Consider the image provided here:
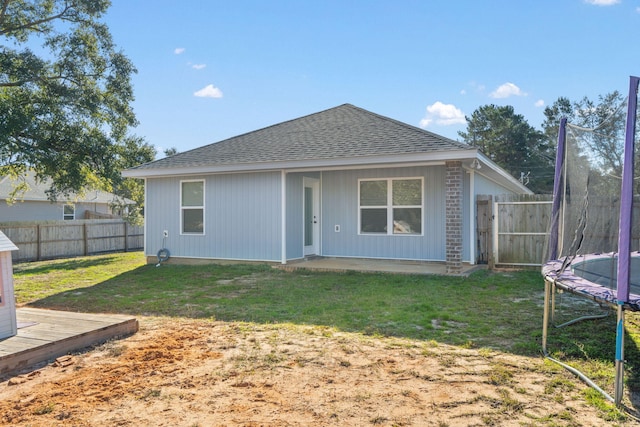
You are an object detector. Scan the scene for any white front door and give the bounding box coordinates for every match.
[303,177,320,256]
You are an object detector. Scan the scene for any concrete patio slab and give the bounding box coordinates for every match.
[276,257,483,276]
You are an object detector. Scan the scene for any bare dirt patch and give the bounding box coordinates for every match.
[0,318,613,426]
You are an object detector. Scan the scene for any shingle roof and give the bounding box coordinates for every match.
[0,171,135,204]
[128,104,472,172]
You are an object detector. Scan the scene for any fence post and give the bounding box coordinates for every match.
[83,223,88,256]
[124,222,128,252]
[36,224,41,261]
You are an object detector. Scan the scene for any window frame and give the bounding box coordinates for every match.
[358,177,424,236]
[63,204,75,220]
[180,179,205,235]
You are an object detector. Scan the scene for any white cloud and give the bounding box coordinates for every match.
[174,47,186,54]
[584,0,620,5]
[460,89,467,95]
[419,102,466,128]
[194,84,223,98]
[637,6,640,13]
[192,64,207,70]
[534,99,545,107]
[489,82,527,99]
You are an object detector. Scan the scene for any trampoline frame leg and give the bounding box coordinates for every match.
[614,304,625,407]
[542,279,552,353]
[542,277,616,405]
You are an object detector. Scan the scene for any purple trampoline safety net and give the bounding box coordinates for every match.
[542,252,640,311]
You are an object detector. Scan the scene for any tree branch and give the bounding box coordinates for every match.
[0,1,78,36]
[0,69,102,88]
[0,0,10,26]
[0,79,33,87]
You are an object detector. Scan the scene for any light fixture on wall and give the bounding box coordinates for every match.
[470,159,481,170]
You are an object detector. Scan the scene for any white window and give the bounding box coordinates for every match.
[359,178,423,235]
[63,204,75,220]
[181,180,204,235]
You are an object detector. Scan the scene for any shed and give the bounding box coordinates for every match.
[0,231,18,339]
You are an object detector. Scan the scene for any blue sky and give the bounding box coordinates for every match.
[105,0,639,154]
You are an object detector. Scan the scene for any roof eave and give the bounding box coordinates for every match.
[475,153,533,195]
[122,149,479,179]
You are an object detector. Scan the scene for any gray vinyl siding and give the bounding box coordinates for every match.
[321,166,446,261]
[144,166,494,263]
[0,200,61,221]
[0,200,112,221]
[474,173,516,196]
[145,172,282,261]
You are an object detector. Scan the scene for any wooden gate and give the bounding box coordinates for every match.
[475,195,492,266]
[492,195,553,266]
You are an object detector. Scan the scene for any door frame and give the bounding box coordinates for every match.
[303,177,320,256]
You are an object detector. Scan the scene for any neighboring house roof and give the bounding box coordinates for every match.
[0,172,135,205]
[0,231,18,252]
[123,103,531,194]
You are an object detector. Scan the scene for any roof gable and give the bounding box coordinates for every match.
[127,104,472,173]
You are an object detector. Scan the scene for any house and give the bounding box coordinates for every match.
[123,104,531,274]
[0,172,134,222]
[0,231,18,339]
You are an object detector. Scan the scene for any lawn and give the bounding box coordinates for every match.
[11,251,640,418]
[14,252,546,352]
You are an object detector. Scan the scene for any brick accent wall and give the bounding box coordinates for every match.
[445,161,463,274]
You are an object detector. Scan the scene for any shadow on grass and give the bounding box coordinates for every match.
[25,263,576,353]
[13,255,120,276]
[25,262,640,410]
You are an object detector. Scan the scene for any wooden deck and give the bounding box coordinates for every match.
[0,308,138,376]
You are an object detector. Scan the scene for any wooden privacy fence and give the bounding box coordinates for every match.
[0,220,143,263]
[477,194,553,267]
[478,194,640,267]
[493,195,553,267]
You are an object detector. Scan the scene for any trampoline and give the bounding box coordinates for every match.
[542,252,640,311]
[542,75,639,407]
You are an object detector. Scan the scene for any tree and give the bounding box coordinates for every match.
[0,0,144,200]
[575,91,626,177]
[458,104,554,193]
[109,136,156,224]
[543,92,628,175]
[541,97,574,145]
[164,147,178,157]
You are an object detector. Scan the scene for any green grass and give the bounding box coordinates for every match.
[14,254,548,350]
[13,252,145,303]
[12,252,640,412]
